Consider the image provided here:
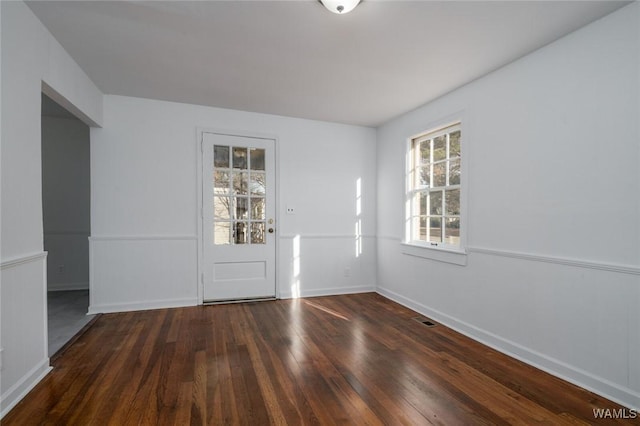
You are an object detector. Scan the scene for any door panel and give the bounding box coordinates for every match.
[202,133,276,302]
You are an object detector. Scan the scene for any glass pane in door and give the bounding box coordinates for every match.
[233,172,248,195]
[214,222,231,245]
[234,222,248,244]
[250,148,265,171]
[235,197,249,220]
[251,222,266,244]
[214,196,232,220]
[250,173,266,195]
[251,198,265,220]
[214,145,230,168]
[214,171,230,194]
[233,147,248,169]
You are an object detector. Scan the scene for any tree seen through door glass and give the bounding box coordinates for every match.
[250,173,266,195]
[212,144,268,245]
[251,222,266,244]
[233,172,248,195]
[251,197,265,220]
[214,196,232,220]
[214,171,230,194]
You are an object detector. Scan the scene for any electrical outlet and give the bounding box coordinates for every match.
[344,267,351,277]
[0,347,4,371]
[286,205,296,215]
[58,265,65,274]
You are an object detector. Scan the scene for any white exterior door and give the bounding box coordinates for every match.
[202,133,276,302]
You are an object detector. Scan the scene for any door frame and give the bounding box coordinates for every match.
[196,128,280,304]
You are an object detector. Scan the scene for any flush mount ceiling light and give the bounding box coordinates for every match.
[319,0,361,14]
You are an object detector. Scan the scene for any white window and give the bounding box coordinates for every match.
[406,122,462,252]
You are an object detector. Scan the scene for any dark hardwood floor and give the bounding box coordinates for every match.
[4,293,636,425]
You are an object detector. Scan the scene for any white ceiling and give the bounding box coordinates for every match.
[27,1,628,127]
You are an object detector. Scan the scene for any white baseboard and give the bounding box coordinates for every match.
[0,358,52,419]
[279,285,375,299]
[48,281,89,291]
[88,297,198,314]
[377,286,640,411]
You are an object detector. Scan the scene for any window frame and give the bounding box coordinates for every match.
[403,120,467,265]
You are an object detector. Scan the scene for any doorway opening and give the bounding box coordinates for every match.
[41,93,94,356]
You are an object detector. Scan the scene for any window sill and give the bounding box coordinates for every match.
[401,242,467,266]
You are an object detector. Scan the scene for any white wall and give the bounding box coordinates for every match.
[42,115,90,291]
[89,95,377,313]
[0,1,102,417]
[376,2,639,409]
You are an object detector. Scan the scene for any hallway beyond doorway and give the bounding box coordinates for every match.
[47,290,94,356]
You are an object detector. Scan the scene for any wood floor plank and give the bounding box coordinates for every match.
[3,293,637,425]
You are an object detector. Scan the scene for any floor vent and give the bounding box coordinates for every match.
[413,317,437,328]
